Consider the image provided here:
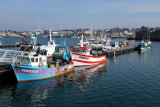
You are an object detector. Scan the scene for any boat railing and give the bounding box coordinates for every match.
[0,49,30,63]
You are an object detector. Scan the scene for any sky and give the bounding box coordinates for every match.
[0,0,160,31]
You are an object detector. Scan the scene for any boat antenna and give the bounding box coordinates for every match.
[50,22,55,41]
[38,17,40,29]
[33,30,40,52]
[46,20,48,30]
[149,28,150,41]
[65,34,66,45]
[64,27,66,45]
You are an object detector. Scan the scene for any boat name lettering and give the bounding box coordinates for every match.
[79,55,89,60]
[21,69,39,73]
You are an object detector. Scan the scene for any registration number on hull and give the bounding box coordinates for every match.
[21,69,39,73]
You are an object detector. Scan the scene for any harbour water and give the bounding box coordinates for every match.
[0,37,160,106]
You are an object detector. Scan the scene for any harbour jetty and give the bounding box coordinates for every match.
[0,44,20,48]
[106,46,138,57]
[0,43,41,49]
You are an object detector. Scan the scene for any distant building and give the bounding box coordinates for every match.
[44,30,49,35]
[52,31,59,37]
[58,30,73,37]
[135,26,160,41]
[0,31,6,36]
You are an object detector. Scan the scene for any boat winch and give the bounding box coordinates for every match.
[91,46,103,51]
[52,52,70,61]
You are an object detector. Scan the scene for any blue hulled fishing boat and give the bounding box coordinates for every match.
[11,30,74,82]
[139,40,151,50]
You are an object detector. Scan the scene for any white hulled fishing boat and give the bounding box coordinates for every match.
[70,33,107,67]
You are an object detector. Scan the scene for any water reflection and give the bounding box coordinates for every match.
[13,74,70,104]
[138,49,151,54]
[13,62,106,104]
[0,62,106,106]
[69,62,107,90]
[138,50,151,63]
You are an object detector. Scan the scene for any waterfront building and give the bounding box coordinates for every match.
[135,26,160,41]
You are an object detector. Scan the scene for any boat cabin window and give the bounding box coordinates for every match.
[39,57,42,62]
[84,44,87,47]
[40,49,46,55]
[31,58,34,62]
[36,58,38,62]
[19,57,30,63]
[31,57,39,62]
[82,49,86,52]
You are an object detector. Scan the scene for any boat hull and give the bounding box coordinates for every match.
[140,45,150,50]
[47,55,52,60]
[11,63,74,82]
[71,52,106,67]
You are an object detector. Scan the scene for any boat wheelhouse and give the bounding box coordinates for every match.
[21,29,57,60]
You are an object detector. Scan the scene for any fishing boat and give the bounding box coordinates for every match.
[70,32,107,67]
[139,38,151,50]
[139,29,152,50]
[103,36,112,50]
[139,40,151,50]
[11,30,74,82]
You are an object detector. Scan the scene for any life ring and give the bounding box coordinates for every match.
[39,62,43,68]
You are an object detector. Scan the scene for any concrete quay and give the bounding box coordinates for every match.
[106,46,138,57]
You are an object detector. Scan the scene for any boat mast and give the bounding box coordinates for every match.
[90,29,93,39]
[147,28,149,41]
[80,32,84,47]
[149,28,150,41]
[48,29,53,46]
[33,30,40,52]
